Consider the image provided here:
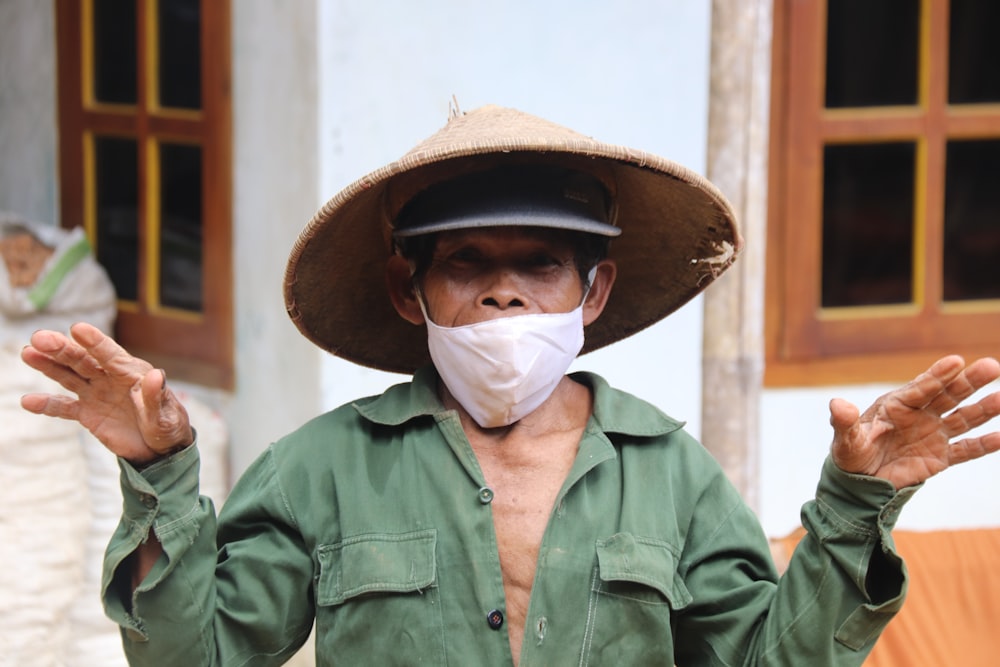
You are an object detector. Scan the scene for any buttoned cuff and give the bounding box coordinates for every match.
[102,441,207,638]
[804,456,921,650]
[812,456,921,537]
[118,442,202,544]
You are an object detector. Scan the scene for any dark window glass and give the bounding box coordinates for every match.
[92,0,137,104]
[159,143,202,311]
[826,0,919,108]
[95,136,139,301]
[158,0,201,109]
[949,0,1000,104]
[943,140,1000,301]
[822,143,916,307]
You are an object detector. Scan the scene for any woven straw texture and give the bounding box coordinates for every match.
[284,105,742,374]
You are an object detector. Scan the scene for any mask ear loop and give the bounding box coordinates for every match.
[415,289,435,325]
[580,265,598,306]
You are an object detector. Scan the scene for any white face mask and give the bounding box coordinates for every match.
[420,301,586,429]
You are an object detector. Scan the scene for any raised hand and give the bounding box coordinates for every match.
[829,355,1000,490]
[20,322,194,466]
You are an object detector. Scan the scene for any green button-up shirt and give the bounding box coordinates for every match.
[103,368,915,666]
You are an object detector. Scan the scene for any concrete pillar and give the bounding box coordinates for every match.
[701,0,773,511]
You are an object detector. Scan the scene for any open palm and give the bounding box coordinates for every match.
[830,356,1000,489]
[20,322,193,465]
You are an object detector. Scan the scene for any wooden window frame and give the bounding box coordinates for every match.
[766,0,1000,387]
[55,0,233,388]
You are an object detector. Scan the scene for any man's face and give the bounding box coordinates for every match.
[417,227,586,327]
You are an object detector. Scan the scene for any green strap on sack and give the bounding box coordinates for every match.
[27,235,93,309]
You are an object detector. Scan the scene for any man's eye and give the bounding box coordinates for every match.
[523,253,562,269]
[446,248,482,264]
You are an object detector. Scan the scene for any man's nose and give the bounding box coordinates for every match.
[479,270,526,310]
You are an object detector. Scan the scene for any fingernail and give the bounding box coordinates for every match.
[159,369,167,391]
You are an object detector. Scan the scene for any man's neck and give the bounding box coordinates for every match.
[440,375,593,448]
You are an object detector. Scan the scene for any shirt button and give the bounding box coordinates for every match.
[487,609,504,630]
[477,486,494,504]
[139,494,157,509]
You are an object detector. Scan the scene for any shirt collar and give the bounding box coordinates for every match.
[355,366,685,438]
[569,371,685,437]
[352,365,446,426]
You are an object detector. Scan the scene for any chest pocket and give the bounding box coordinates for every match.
[316,528,437,604]
[579,533,692,666]
[315,529,444,663]
[595,532,692,607]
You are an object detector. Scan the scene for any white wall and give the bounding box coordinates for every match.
[316,0,714,438]
[0,1,59,225]
[760,379,1000,537]
[225,1,327,476]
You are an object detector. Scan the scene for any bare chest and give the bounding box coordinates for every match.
[470,434,580,663]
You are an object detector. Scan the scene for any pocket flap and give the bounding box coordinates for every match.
[596,532,692,608]
[317,529,437,606]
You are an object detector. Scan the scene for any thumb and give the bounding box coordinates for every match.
[829,397,860,435]
[139,367,168,412]
[139,368,194,452]
[829,397,871,473]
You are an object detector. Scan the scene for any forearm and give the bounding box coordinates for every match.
[129,535,164,593]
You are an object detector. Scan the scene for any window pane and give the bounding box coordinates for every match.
[158,0,201,109]
[92,0,137,104]
[825,0,919,108]
[944,140,1000,301]
[949,0,1000,104]
[94,136,139,301]
[822,143,915,307]
[159,143,203,311]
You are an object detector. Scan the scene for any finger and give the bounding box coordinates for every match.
[962,357,1000,390]
[942,390,1000,438]
[28,328,108,381]
[20,392,82,422]
[927,357,1000,415]
[20,345,93,395]
[893,355,966,412]
[70,322,151,378]
[947,432,1000,467]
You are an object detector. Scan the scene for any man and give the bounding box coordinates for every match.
[20,105,1000,666]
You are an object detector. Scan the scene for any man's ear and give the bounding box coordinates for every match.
[582,259,616,326]
[385,254,425,325]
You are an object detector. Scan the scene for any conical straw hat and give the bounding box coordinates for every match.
[284,105,742,374]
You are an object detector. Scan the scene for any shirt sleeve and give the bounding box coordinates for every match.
[101,444,315,666]
[673,455,919,666]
